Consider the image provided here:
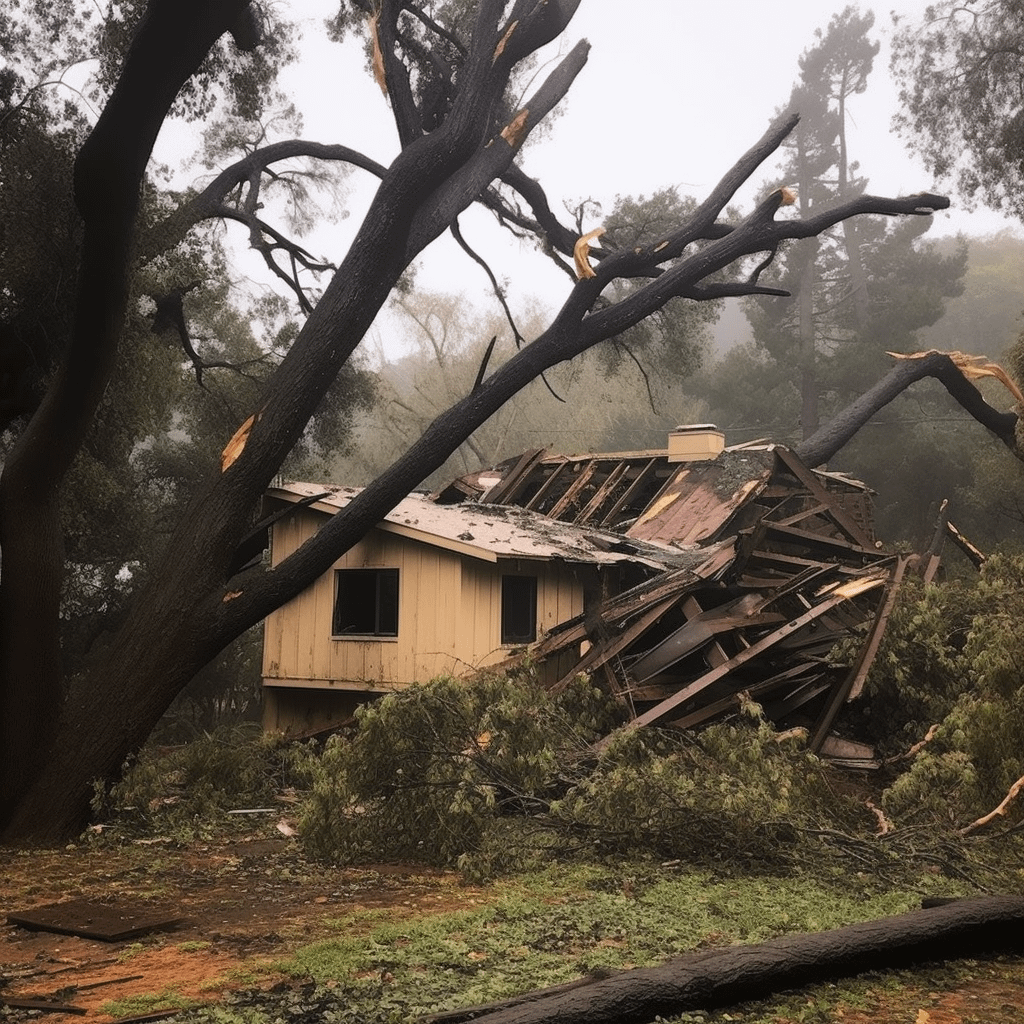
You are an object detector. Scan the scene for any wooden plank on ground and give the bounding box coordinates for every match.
[7,900,183,942]
[0,997,87,1015]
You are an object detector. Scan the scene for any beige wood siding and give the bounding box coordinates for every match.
[263,508,592,691]
[263,508,465,689]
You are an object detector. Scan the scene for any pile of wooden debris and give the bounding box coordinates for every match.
[445,440,967,763]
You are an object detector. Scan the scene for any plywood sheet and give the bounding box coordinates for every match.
[7,900,183,942]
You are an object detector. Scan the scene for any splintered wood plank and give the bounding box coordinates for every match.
[479,448,546,504]
[599,457,660,528]
[809,556,910,751]
[604,580,885,737]
[664,662,823,730]
[549,595,680,693]
[546,460,599,520]
[573,461,629,526]
[7,900,183,942]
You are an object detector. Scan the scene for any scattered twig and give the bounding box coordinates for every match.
[865,799,894,835]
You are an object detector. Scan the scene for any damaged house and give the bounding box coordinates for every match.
[261,426,929,759]
[260,482,692,735]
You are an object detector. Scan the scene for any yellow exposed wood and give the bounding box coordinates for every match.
[573,227,605,279]
[369,10,387,97]
[500,107,530,148]
[779,186,797,205]
[222,590,243,602]
[961,772,1024,834]
[889,349,1024,406]
[221,409,260,471]
[493,19,518,62]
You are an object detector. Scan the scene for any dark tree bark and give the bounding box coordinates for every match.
[0,0,953,844]
[446,897,1024,1024]
[795,350,1022,468]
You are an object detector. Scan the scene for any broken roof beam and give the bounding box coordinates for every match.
[663,661,824,730]
[808,555,910,751]
[546,459,599,520]
[764,500,831,527]
[598,572,888,742]
[762,522,883,561]
[773,447,876,550]
[506,567,701,671]
[573,461,631,525]
[549,593,683,693]
[479,448,547,505]
[740,549,874,577]
[598,457,661,528]
[627,593,788,684]
[524,458,572,512]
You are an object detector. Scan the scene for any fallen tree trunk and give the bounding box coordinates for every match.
[451,896,1024,1024]
[794,350,1022,469]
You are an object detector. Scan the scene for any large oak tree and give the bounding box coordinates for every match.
[0,0,959,844]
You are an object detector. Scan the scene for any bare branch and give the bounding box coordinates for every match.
[449,217,525,347]
[143,141,387,260]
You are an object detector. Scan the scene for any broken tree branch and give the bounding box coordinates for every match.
[961,774,1024,835]
[884,724,940,766]
[795,350,1021,469]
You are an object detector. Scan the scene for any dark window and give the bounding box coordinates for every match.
[333,568,399,637]
[501,574,537,644]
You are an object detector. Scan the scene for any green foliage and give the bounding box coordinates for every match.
[548,701,858,869]
[596,188,716,383]
[892,0,1024,219]
[843,574,983,754]
[299,677,862,877]
[843,554,1024,825]
[299,671,623,873]
[92,725,313,839]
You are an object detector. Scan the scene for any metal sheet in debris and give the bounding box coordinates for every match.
[7,900,183,941]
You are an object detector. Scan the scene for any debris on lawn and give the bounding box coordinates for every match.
[6,899,182,942]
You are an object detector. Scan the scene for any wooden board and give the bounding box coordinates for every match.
[7,900,183,942]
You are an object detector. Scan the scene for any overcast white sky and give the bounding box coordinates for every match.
[159,1,1021,340]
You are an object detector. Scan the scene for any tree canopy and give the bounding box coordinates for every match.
[892,0,1024,219]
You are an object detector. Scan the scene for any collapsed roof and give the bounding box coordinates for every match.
[439,440,913,763]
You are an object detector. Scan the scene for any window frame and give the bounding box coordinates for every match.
[332,567,400,639]
[500,573,538,645]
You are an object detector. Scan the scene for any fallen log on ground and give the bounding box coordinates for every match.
[443,896,1024,1024]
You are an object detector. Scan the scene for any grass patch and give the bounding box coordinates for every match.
[116,942,145,963]
[238,861,967,1024]
[100,989,199,1018]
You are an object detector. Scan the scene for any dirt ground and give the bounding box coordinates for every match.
[0,831,480,1023]
[3,831,1024,1024]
